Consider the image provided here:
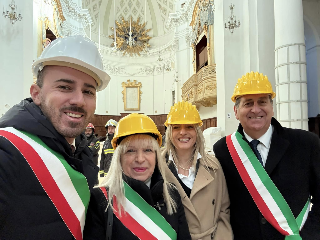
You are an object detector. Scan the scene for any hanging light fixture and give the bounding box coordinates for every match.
[3,0,22,25]
[225,3,240,33]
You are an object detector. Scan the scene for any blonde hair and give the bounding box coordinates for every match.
[100,134,177,215]
[161,124,215,169]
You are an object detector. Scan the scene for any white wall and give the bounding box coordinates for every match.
[214,0,276,136]
[0,0,34,116]
[96,69,175,116]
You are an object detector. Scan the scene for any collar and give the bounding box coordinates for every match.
[243,124,273,149]
[168,151,202,174]
[168,151,202,162]
[71,139,76,150]
[144,178,151,188]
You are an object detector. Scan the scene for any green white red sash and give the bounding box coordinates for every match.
[0,127,90,240]
[226,131,310,240]
[100,181,177,240]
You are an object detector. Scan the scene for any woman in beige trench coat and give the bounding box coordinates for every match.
[162,101,233,240]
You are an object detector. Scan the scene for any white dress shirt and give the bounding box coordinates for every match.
[243,124,273,166]
[168,152,202,189]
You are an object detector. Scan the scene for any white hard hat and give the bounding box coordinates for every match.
[32,35,110,91]
[105,119,118,127]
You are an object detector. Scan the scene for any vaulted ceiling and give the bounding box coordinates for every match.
[82,0,176,39]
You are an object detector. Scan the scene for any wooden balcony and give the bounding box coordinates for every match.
[181,65,217,107]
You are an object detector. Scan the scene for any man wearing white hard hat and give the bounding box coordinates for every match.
[0,35,110,239]
[214,72,320,240]
[99,119,118,176]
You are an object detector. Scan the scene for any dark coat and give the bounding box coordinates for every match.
[0,99,99,240]
[213,117,320,240]
[86,133,100,165]
[83,167,191,240]
[100,134,114,173]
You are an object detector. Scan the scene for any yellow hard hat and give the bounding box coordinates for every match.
[165,101,203,127]
[231,71,276,102]
[111,113,162,149]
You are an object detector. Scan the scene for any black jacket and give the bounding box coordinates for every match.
[0,99,99,240]
[100,134,113,173]
[84,167,191,240]
[86,134,100,165]
[213,117,320,240]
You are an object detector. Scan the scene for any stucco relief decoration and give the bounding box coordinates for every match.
[122,80,142,111]
[166,0,196,30]
[190,0,214,45]
[181,65,217,107]
[109,17,152,56]
[60,0,92,27]
[37,0,62,57]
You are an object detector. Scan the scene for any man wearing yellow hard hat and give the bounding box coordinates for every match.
[213,71,320,240]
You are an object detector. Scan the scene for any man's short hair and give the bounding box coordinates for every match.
[234,95,273,108]
[36,67,47,88]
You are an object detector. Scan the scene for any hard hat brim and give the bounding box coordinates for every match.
[32,56,110,92]
[231,92,276,102]
[111,131,162,150]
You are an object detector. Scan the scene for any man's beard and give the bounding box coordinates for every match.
[86,133,93,138]
[39,97,92,139]
[108,133,114,139]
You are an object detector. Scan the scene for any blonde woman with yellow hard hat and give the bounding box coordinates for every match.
[161,101,233,240]
[84,113,191,240]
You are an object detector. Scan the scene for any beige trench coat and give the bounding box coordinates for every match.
[165,154,233,240]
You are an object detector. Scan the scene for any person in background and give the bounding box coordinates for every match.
[84,113,191,240]
[100,119,118,176]
[0,35,110,239]
[213,71,320,240]
[85,123,100,165]
[162,101,233,240]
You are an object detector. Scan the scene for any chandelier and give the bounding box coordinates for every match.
[225,3,240,33]
[3,0,22,25]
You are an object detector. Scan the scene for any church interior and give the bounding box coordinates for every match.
[1,0,320,152]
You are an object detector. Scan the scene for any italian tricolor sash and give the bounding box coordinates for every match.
[100,181,177,240]
[226,132,310,240]
[0,127,90,240]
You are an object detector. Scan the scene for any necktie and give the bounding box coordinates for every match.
[70,144,75,154]
[250,140,263,166]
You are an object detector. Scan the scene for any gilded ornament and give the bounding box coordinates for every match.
[109,17,152,56]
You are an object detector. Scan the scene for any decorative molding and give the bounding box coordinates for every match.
[103,58,174,77]
[43,16,60,37]
[99,36,176,58]
[60,0,92,27]
[165,0,197,30]
[122,80,142,111]
[52,0,66,22]
[60,21,84,36]
[105,65,128,75]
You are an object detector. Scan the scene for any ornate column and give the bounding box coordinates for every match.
[274,0,308,130]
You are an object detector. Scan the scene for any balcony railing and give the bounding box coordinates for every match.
[181,65,217,107]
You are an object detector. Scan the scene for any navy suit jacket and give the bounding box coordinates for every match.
[213,118,320,240]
